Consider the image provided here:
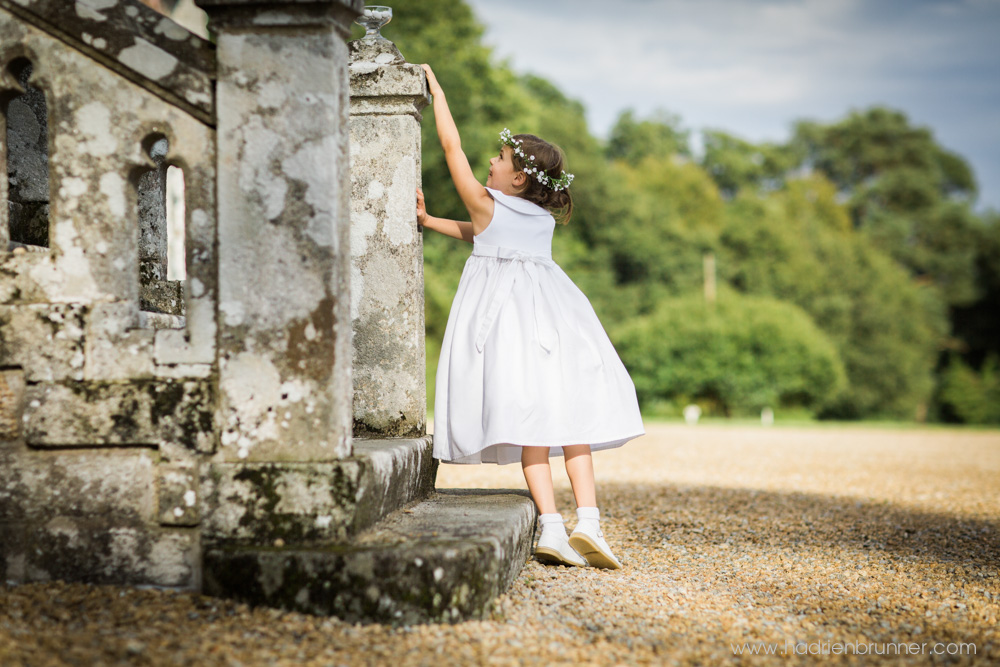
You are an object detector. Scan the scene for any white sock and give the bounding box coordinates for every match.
[575,506,601,534]
[539,513,568,538]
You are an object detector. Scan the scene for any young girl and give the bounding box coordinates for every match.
[417,64,645,570]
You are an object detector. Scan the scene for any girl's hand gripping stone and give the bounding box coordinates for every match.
[416,188,427,228]
[421,64,443,98]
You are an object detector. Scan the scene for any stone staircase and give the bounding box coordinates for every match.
[202,437,538,625]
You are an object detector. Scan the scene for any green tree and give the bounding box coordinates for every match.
[951,214,1000,368]
[614,291,846,417]
[717,176,945,418]
[606,109,690,164]
[792,108,975,199]
[938,354,1000,424]
[600,156,722,307]
[942,214,1000,421]
[701,130,796,199]
[791,107,1000,421]
[791,107,981,308]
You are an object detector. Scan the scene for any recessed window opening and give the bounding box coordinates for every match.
[137,134,184,327]
[5,57,49,249]
[138,135,169,285]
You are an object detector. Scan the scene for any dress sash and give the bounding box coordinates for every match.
[471,243,558,354]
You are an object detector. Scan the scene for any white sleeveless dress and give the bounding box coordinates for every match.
[433,188,645,465]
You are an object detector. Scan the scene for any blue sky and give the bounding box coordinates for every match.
[465,0,1000,212]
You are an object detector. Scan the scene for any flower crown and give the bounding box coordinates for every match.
[499,128,574,192]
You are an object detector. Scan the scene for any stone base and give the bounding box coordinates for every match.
[202,489,537,625]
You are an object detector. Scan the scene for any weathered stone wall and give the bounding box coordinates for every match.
[349,39,429,438]
[0,1,217,588]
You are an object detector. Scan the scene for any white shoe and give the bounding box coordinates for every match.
[569,524,623,570]
[535,530,587,567]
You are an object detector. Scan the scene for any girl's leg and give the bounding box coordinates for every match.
[521,446,558,514]
[563,444,596,508]
[563,444,622,569]
[523,446,586,566]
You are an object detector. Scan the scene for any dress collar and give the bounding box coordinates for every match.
[486,187,551,216]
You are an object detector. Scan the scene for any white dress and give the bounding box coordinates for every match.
[433,188,645,465]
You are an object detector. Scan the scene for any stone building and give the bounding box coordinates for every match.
[0,0,535,624]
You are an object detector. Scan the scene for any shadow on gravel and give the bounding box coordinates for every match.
[580,483,1000,571]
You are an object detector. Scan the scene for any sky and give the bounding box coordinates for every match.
[464,0,1000,212]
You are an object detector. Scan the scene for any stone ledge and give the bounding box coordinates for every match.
[202,436,437,545]
[351,436,437,532]
[202,489,537,625]
[140,279,185,317]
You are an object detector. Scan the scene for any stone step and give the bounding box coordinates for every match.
[202,489,538,625]
[203,436,437,546]
[351,436,438,532]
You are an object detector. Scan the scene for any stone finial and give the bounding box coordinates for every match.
[354,5,392,41]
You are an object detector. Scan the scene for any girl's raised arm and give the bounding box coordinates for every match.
[422,64,493,233]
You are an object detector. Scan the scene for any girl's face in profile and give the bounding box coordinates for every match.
[487,145,521,193]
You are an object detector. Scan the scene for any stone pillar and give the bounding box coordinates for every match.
[349,37,430,437]
[196,0,362,462]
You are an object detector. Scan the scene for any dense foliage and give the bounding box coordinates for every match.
[370,0,999,422]
[614,292,846,417]
[939,354,1000,424]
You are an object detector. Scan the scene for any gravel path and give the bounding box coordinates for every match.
[2,422,998,665]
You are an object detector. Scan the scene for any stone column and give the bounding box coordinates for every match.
[349,37,430,437]
[196,0,362,462]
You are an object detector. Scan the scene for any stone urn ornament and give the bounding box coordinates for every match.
[356,5,393,41]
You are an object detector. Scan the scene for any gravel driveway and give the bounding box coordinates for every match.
[2,422,998,665]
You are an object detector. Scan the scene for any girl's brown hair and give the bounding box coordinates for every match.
[510,134,573,225]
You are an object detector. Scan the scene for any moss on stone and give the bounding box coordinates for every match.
[230,466,314,543]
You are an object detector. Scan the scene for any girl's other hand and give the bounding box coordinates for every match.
[416,188,427,227]
[421,64,443,97]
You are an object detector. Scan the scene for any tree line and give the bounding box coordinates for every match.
[370,0,1000,423]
